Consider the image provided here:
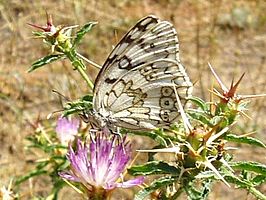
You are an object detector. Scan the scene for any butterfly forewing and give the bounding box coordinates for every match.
[93,15,193,130]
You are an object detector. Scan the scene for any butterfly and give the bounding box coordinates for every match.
[89,15,193,131]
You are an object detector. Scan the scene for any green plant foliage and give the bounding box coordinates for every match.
[28,54,64,72]
[73,22,98,47]
[225,134,266,148]
[19,14,266,200]
[129,161,181,176]
[134,177,177,200]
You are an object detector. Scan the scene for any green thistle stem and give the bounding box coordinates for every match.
[65,49,94,90]
[248,187,266,200]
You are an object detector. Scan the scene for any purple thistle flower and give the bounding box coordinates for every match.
[56,117,79,144]
[59,132,144,195]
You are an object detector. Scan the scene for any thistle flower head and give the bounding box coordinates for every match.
[56,117,79,144]
[28,13,73,53]
[28,12,57,34]
[59,131,144,196]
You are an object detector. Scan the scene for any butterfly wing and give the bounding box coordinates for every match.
[93,15,192,130]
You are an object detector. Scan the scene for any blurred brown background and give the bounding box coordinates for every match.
[0,0,265,199]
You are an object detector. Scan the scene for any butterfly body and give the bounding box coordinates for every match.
[91,15,193,131]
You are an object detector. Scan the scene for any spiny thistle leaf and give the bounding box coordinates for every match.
[128,161,180,176]
[185,179,213,200]
[251,175,266,186]
[128,130,168,147]
[224,173,249,187]
[225,174,266,200]
[63,95,93,116]
[36,160,49,170]
[44,144,68,152]
[32,30,45,37]
[195,171,218,179]
[230,161,266,176]
[28,54,64,72]
[15,169,48,185]
[73,22,97,47]
[81,94,93,102]
[189,96,209,111]
[209,115,229,127]
[187,110,212,126]
[225,134,266,148]
[134,177,176,200]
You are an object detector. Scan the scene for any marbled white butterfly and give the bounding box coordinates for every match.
[89,15,193,131]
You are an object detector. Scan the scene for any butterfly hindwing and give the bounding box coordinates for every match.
[93,15,192,130]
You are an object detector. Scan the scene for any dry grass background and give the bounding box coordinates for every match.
[0,0,266,199]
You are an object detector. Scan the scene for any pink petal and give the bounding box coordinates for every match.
[115,176,145,188]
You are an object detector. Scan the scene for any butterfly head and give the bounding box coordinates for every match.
[80,109,117,131]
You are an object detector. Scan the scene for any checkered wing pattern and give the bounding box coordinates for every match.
[93,15,193,130]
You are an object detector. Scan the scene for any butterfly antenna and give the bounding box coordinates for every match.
[47,109,64,119]
[52,89,71,101]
